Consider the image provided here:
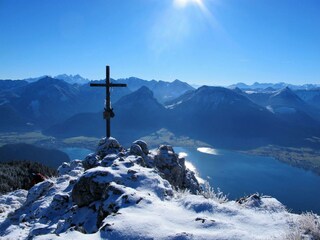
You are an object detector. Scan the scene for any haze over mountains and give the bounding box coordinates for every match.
[1,75,320,149]
[230,82,320,91]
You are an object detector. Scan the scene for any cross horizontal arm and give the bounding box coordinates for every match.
[90,83,106,87]
[90,83,127,87]
[109,83,127,87]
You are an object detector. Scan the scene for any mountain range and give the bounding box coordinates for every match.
[0,76,193,130]
[230,82,320,90]
[1,76,320,149]
[46,85,320,149]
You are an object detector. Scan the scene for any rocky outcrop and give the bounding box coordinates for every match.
[96,137,123,158]
[72,168,111,207]
[132,140,149,155]
[152,145,200,193]
[1,137,308,240]
[81,138,200,195]
[0,138,200,236]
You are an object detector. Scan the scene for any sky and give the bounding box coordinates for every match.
[0,0,320,86]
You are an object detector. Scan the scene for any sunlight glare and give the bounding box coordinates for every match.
[174,0,203,8]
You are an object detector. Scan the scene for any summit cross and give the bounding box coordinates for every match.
[90,65,127,138]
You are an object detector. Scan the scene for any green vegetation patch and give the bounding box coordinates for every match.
[62,136,100,150]
[246,145,320,175]
[0,131,54,147]
[141,128,211,148]
[0,160,57,194]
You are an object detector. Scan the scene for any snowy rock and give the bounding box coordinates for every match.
[58,159,84,176]
[25,180,54,205]
[101,154,118,167]
[50,193,70,211]
[82,153,100,170]
[129,143,144,157]
[132,140,149,155]
[153,144,200,193]
[96,137,122,158]
[0,189,27,221]
[72,168,111,207]
[237,193,286,212]
[184,169,200,193]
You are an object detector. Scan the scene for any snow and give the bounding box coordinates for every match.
[197,147,219,155]
[0,138,319,239]
[0,190,27,222]
[266,105,274,113]
[266,105,297,114]
[244,90,257,94]
[165,100,183,109]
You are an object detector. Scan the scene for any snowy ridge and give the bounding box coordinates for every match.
[0,138,319,239]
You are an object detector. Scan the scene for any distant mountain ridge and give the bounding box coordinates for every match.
[0,76,193,131]
[166,86,296,148]
[45,86,168,143]
[54,74,90,85]
[241,87,320,122]
[230,82,320,90]
[47,85,320,149]
[114,77,194,103]
[2,76,320,149]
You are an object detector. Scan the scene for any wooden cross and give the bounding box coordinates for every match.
[90,65,127,138]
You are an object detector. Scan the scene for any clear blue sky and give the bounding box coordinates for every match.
[0,0,319,86]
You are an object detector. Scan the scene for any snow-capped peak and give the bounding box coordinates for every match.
[54,74,89,85]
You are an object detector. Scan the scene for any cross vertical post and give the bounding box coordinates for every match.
[106,65,111,138]
[90,65,127,138]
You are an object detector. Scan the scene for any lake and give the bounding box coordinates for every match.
[61,146,320,214]
[60,147,92,161]
[175,147,320,214]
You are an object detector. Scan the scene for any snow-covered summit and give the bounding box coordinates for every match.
[54,74,89,85]
[0,138,319,239]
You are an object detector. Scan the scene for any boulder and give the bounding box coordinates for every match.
[82,153,100,170]
[129,144,144,157]
[153,145,200,193]
[101,154,118,167]
[96,137,122,158]
[72,168,111,207]
[237,194,261,207]
[25,180,54,205]
[132,140,149,155]
[154,145,186,189]
[58,160,83,177]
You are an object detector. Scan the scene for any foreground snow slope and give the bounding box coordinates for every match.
[0,138,319,240]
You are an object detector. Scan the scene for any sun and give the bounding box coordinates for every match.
[174,0,204,8]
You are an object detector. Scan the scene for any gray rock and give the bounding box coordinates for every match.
[82,153,101,170]
[26,180,54,205]
[58,160,84,177]
[132,140,149,155]
[184,170,200,193]
[130,144,144,157]
[101,154,118,167]
[132,156,146,167]
[72,169,111,207]
[96,137,121,158]
[237,193,262,207]
[50,193,70,211]
[153,145,200,194]
[154,145,185,189]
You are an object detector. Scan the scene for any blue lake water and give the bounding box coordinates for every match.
[175,147,320,214]
[61,147,92,161]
